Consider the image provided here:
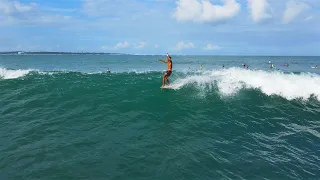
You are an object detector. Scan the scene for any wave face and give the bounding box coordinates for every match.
[1,55,320,180]
[1,67,320,101]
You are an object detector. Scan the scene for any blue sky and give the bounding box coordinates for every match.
[0,0,319,55]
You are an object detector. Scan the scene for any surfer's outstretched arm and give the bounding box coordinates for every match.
[158,59,167,63]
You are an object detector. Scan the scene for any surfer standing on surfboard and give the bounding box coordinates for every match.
[158,53,172,88]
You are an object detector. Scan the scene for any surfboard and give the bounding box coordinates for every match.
[161,84,179,89]
[160,86,172,89]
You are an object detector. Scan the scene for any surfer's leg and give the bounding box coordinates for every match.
[165,77,170,85]
[164,71,171,86]
[161,74,166,87]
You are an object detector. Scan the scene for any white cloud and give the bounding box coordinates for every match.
[154,44,159,48]
[204,43,221,50]
[134,42,147,48]
[102,41,148,50]
[173,0,241,23]
[247,0,272,23]
[114,41,130,49]
[283,0,309,24]
[174,41,195,50]
[0,0,34,14]
[0,0,72,26]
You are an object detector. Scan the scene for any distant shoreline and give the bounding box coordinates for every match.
[0,51,319,57]
[0,51,128,55]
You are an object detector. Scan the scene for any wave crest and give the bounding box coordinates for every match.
[170,68,320,101]
[0,67,33,79]
[1,67,320,101]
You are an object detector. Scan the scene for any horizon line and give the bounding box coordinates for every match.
[0,51,319,57]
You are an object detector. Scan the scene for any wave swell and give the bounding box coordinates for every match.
[1,67,320,101]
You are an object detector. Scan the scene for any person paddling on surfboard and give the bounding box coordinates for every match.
[158,53,172,88]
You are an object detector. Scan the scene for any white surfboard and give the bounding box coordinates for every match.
[160,86,172,89]
[161,84,179,89]
[161,84,181,89]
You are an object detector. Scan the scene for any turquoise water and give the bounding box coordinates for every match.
[1,55,320,179]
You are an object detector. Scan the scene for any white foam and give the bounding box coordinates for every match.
[0,67,33,79]
[170,67,320,101]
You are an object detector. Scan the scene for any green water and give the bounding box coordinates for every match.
[1,55,320,179]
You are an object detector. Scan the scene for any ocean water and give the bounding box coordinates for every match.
[0,55,320,180]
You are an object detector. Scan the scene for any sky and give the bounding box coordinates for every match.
[0,0,319,55]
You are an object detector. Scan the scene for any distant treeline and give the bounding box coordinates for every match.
[0,51,126,55]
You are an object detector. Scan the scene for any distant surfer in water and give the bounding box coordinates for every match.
[106,68,110,73]
[270,64,275,69]
[200,65,203,70]
[158,53,172,88]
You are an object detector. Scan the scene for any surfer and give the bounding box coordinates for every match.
[158,53,172,88]
[242,62,246,67]
[106,68,110,73]
[200,65,203,70]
